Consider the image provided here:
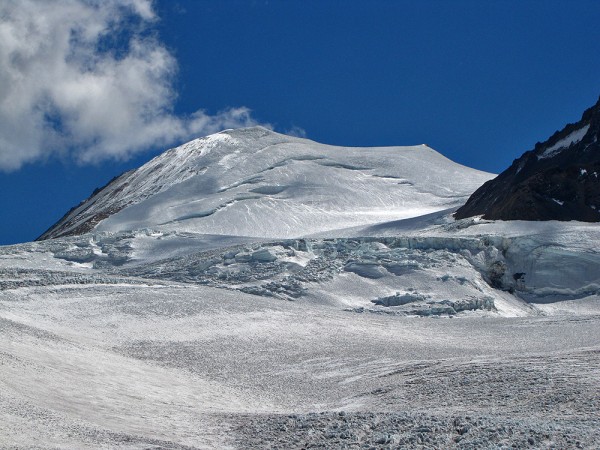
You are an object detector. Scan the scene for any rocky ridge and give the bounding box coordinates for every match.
[455,96,600,221]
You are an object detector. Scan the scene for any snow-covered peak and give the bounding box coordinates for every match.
[39,129,494,240]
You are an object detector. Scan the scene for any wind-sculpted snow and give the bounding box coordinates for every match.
[39,126,494,240]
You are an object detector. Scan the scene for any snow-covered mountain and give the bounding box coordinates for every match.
[3,125,600,448]
[29,125,600,314]
[39,126,493,240]
[456,96,600,221]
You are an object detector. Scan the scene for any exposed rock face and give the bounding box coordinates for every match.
[455,97,600,221]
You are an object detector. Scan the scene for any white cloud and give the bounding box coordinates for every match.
[285,125,308,138]
[0,0,264,171]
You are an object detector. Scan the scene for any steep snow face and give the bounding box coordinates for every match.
[40,127,494,239]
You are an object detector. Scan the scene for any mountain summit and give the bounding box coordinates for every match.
[38,126,492,240]
[455,97,600,221]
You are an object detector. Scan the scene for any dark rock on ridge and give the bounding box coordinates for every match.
[455,96,600,221]
[36,170,132,241]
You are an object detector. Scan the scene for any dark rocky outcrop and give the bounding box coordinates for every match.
[455,97,600,221]
[36,171,132,241]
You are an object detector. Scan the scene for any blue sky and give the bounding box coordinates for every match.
[1,0,600,244]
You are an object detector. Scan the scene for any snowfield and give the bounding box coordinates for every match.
[1,276,599,448]
[2,128,600,448]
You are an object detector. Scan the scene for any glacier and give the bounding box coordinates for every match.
[2,127,600,448]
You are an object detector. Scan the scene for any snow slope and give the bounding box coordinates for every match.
[1,275,599,448]
[39,127,494,239]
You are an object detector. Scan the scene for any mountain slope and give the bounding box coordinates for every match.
[455,97,600,221]
[39,127,493,240]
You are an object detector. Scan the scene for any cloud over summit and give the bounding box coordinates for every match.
[0,0,261,171]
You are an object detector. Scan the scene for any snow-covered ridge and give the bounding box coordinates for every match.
[39,126,494,240]
[539,124,590,159]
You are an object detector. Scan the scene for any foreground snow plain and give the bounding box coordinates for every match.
[2,128,600,448]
